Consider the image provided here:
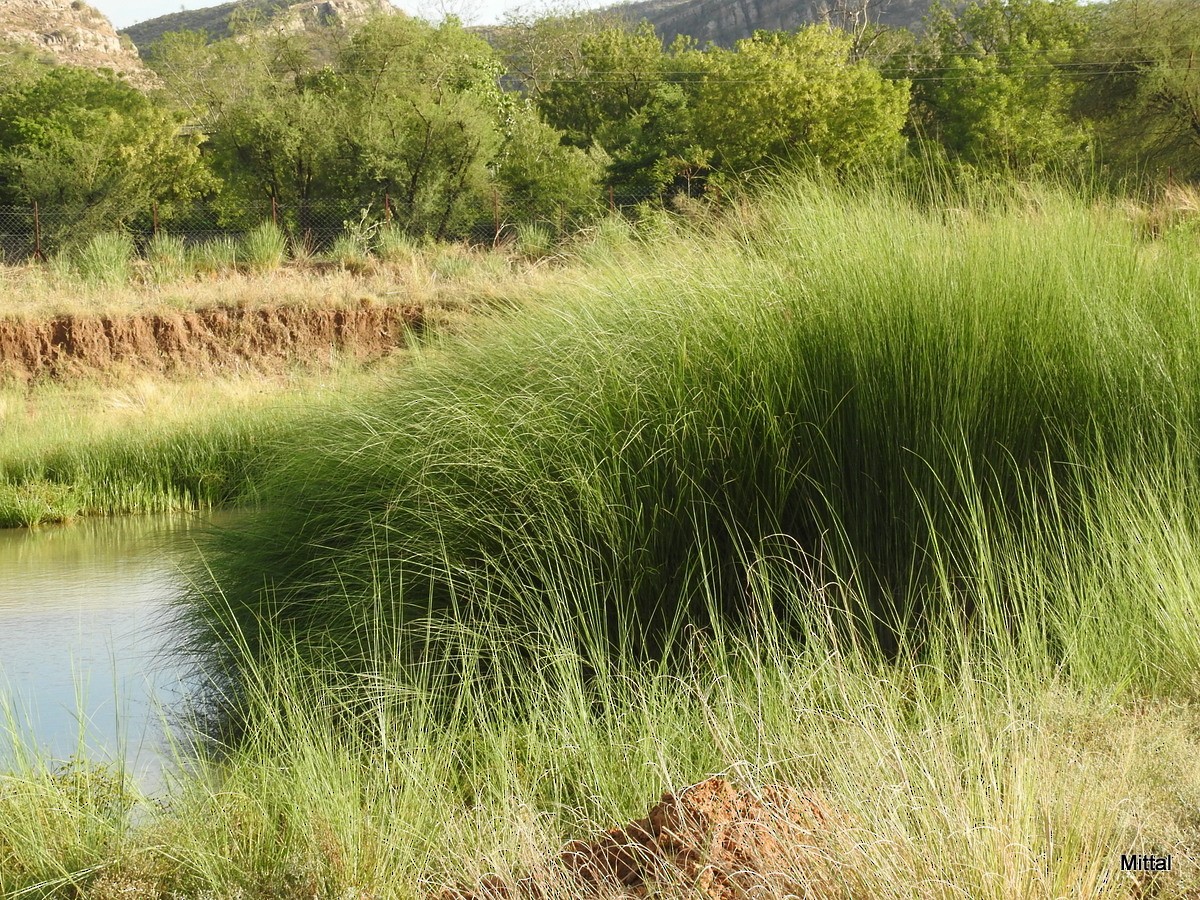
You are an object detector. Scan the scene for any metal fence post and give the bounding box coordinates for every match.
[609,186,615,212]
[271,195,278,227]
[152,201,159,238]
[32,200,42,262]
[493,189,501,243]
[384,191,392,226]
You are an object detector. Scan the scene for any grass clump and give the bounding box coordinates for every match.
[0,409,275,527]
[327,234,372,272]
[11,178,1200,899]
[190,235,239,276]
[239,221,288,273]
[69,231,135,285]
[514,222,554,260]
[0,373,386,527]
[7,608,1200,898]
[181,177,1200,713]
[146,232,191,283]
[375,226,422,267]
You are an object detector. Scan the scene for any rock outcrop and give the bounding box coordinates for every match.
[122,0,397,52]
[615,0,934,48]
[0,0,154,85]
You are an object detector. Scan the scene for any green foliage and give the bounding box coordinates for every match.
[492,9,626,99]
[600,80,709,199]
[526,21,907,192]
[1079,0,1200,180]
[537,22,667,150]
[494,104,602,225]
[5,1,1193,253]
[692,28,910,175]
[0,66,215,248]
[528,22,713,197]
[342,17,507,238]
[12,188,1200,900]
[327,235,370,271]
[0,40,54,98]
[153,16,511,239]
[908,0,1093,173]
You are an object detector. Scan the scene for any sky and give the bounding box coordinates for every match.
[91,0,592,30]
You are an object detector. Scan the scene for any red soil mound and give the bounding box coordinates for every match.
[0,300,424,381]
[442,778,842,900]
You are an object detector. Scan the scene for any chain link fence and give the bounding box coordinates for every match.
[0,188,673,264]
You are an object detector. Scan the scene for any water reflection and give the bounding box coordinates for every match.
[0,514,211,785]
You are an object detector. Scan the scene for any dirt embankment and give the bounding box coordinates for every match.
[443,778,844,900]
[0,300,424,381]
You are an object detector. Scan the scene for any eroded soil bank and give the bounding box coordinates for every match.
[442,778,842,900]
[0,300,425,381]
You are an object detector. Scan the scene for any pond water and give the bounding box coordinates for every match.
[0,513,213,786]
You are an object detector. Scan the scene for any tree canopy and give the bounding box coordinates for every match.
[0,64,212,241]
[4,0,1199,250]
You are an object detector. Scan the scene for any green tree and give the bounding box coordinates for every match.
[150,25,346,229]
[598,80,708,198]
[338,16,508,237]
[492,9,626,99]
[152,15,512,238]
[493,102,602,224]
[0,65,213,244]
[693,28,910,176]
[536,22,667,150]
[908,0,1093,173]
[1079,0,1200,180]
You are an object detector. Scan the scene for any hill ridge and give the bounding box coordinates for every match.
[0,0,154,84]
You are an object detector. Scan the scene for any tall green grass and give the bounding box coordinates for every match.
[6,598,1199,898]
[189,236,239,276]
[0,371,393,528]
[0,413,274,527]
[240,221,288,273]
[9,179,1200,898]
[182,178,1200,713]
[68,232,136,286]
[146,232,190,283]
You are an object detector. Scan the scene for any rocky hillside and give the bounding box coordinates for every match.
[123,0,398,52]
[0,0,154,83]
[614,0,934,46]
